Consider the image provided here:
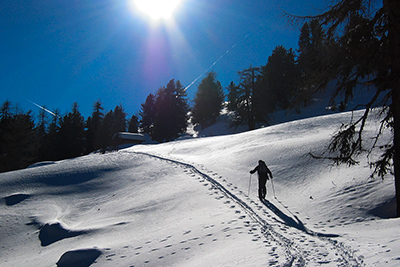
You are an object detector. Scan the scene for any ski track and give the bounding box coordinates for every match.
[132,151,365,267]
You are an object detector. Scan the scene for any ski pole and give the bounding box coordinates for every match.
[271,178,277,198]
[248,173,252,196]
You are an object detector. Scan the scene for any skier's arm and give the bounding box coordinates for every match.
[267,168,273,179]
[250,166,258,174]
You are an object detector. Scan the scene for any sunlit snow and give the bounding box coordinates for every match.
[1,109,398,266]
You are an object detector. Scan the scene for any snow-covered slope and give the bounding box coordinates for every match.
[1,110,398,266]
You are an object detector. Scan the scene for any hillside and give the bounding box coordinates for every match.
[1,109,398,266]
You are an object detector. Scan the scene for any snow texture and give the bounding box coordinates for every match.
[1,109,399,266]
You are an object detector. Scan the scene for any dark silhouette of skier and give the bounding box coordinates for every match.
[250,160,273,200]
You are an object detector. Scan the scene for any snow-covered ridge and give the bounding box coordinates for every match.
[1,110,398,266]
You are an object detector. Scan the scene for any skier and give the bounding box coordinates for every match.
[250,160,273,200]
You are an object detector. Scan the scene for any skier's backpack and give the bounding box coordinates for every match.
[258,162,269,179]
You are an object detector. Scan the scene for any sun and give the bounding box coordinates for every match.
[133,0,182,20]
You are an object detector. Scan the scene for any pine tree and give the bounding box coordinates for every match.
[86,100,104,153]
[0,101,12,171]
[260,45,300,110]
[235,66,262,130]
[173,80,190,135]
[140,94,156,133]
[192,72,225,129]
[58,102,85,159]
[128,114,139,133]
[35,106,49,161]
[96,105,127,152]
[97,110,114,153]
[113,105,127,133]
[291,0,400,216]
[227,81,239,112]
[0,101,36,172]
[44,109,61,160]
[152,79,189,142]
[296,19,337,108]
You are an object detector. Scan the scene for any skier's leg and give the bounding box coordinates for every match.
[262,184,266,199]
[264,181,267,198]
[260,177,267,199]
[258,179,263,200]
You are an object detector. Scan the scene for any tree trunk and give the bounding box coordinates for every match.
[384,0,400,217]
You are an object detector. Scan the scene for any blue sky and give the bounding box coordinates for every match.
[1,0,325,119]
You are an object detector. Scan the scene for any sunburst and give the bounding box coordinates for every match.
[133,0,182,20]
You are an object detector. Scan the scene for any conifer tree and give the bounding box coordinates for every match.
[227,81,239,112]
[291,0,400,216]
[0,101,36,172]
[97,105,127,152]
[152,79,189,142]
[58,102,85,159]
[173,80,190,135]
[86,100,104,153]
[260,45,300,110]
[234,66,262,130]
[296,19,336,108]
[128,114,139,133]
[140,93,156,133]
[44,109,61,160]
[113,105,127,133]
[97,110,114,153]
[35,106,49,161]
[192,72,224,129]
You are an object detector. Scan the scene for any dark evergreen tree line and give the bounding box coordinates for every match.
[0,79,191,173]
[0,100,138,173]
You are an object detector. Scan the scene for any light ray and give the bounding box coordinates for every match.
[25,98,59,117]
[184,22,265,91]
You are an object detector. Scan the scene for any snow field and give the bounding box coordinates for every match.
[1,109,399,266]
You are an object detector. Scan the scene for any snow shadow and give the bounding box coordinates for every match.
[4,193,30,206]
[370,197,397,219]
[56,248,102,267]
[37,168,115,187]
[261,199,339,238]
[39,222,87,246]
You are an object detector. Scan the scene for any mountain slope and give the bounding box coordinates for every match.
[1,110,398,266]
